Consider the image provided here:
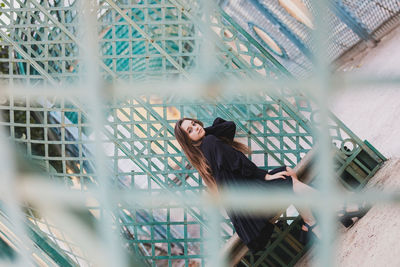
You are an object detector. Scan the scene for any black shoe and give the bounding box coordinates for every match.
[299,222,318,245]
[338,204,370,228]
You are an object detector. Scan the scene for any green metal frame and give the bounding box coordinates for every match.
[0,0,389,266]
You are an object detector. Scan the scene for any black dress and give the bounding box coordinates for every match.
[200,117,293,252]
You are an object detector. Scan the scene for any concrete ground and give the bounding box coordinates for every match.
[295,159,400,267]
[296,24,400,267]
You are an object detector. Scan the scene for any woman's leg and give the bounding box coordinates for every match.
[287,169,368,234]
[290,176,321,238]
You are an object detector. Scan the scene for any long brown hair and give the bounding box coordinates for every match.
[174,118,250,193]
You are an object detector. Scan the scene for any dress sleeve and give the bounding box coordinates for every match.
[203,135,267,179]
[204,117,236,142]
[267,166,287,175]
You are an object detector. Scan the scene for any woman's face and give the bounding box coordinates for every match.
[181,119,205,142]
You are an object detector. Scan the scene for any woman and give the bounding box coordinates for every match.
[174,117,321,251]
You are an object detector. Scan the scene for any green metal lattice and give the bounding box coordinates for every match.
[0,0,389,266]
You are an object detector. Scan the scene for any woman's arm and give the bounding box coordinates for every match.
[203,134,263,179]
[264,166,296,181]
[265,172,289,180]
[204,117,236,141]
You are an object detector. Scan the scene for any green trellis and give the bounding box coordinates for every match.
[0,0,391,266]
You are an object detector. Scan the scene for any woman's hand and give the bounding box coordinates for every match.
[285,166,298,179]
[265,171,290,181]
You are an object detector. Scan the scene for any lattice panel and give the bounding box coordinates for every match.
[0,90,384,265]
[0,0,80,85]
[98,0,199,81]
[0,0,201,84]
[0,0,390,266]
